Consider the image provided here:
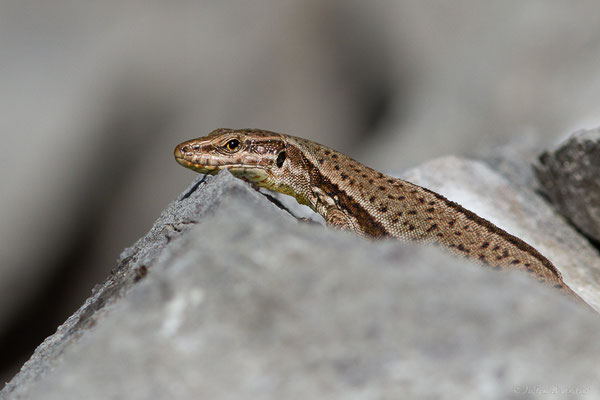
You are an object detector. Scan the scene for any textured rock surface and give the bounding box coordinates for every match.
[0,173,292,398]
[3,170,600,399]
[534,128,600,243]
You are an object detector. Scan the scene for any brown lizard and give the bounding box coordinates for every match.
[174,128,587,303]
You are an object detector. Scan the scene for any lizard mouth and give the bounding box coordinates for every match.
[174,152,266,179]
[174,144,222,174]
[174,155,220,174]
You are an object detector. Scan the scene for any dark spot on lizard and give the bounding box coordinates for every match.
[318,158,324,165]
[334,165,340,170]
[408,224,415,231]
[397,196,405,201]
[396,211,403,217]
[456,244,469,253]
[426,208,435,213]
[392,217,399,223]
[407,210,417,215]
[426,223,438,233]
[369,196,376,203]
[369,179,374,184]
[387,194,395,200]
[429,201,435,206]
[378,206,388,213]
[331,154,338,159]
[349,179,355,186]
[418,197,425,204]
[481,242,490,249]
[387,179,395,184]
[554,284,563,289]
[361,174,367,178]
[340,173,348,180]
[378,186,386,191]
[448,219,456,227]
[493,245,500,251]
[454,231,462,236]
[511,260,520,264]
[324,150,331,155]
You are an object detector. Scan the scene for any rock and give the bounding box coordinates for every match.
[3,169,600,399]
[534,128,600,243]
[0,172,294,398]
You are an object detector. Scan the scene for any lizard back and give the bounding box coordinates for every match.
[284,135,574,295]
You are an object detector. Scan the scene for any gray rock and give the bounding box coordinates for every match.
[3,169,600,400]
[1,172,294,398]
[534,128,600,243]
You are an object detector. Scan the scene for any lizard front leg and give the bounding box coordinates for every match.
[325,207,355,232]
[309,186,356,232]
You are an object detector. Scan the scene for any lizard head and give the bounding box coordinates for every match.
[174,128,302,197]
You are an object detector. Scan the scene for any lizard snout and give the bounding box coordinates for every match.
[173,144,185,160]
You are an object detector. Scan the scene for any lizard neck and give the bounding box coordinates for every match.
[284,136,394,237]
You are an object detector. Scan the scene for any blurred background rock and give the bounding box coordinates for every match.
[2,0,600,384]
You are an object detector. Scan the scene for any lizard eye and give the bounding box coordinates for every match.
[225,139,240,152]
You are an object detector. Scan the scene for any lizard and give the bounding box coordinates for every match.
[174,128,587,304]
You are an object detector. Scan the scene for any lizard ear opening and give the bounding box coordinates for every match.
[276,151,286,168]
